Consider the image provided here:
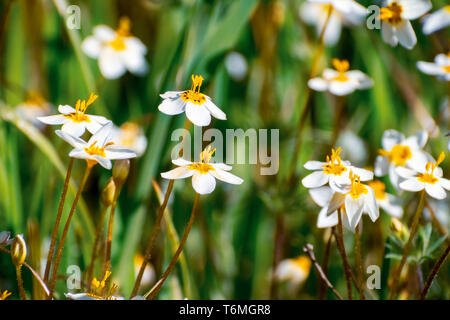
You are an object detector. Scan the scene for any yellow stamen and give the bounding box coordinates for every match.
[65,93,98,123]
[379,144,412,166]
[188,145,216,174]
[346,171,368,199]
[84,141,113,158]
[379,2,403,25]
[322,147,347,176]
[180,74,207,105]
[331,59,350,82]
[0,290,11,300]
[417,152,445,184]
[368,180,387,200]
[109,17,131,51]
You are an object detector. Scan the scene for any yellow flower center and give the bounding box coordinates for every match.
[292,256,311,273]
[445,6,450,13]
[180,74,207,105]
[417,152,445,185]
[119,122,140,147]
[64,93,98,123]
[442,65,450,73]
[332,59,350,82]
[379,144,412,166]
[347,172,368,199]
[188,145,216,174]
[84,141,114,158]
[0,290,11,300]
[380,2,403,25]
[368,180,387,200]
[109,17,131,51]
[322,147,347,176]
[88,271,120,300]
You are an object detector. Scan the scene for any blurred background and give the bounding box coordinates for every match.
[0,0,448,300]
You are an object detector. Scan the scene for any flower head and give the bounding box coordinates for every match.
[417,53,450,81]
[56,122,137,169]
[161,146,243,194]
[379,0,432,49]
[81,17,148,79]
[111,122,147,157]
[15,91,53,130]
[37,93,109,137]
[397,152,450,200]
[422,6,450,35]
[274,255,311,289]
[158,74,226,127]
[308,59,373,96]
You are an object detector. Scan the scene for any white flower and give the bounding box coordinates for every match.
[417,53,450,81]
[81,17,148,79]
[274,255,311,288]
[397,152,450,200]
[308,59,373,96]
[368,180,403,218]
[300,0,367,46]
[302,147,373,193]
[15,92,53,130]
[422,6,450,35]
[161,146,243,195]
[375,129,430,191]
[158,74,226,127]
[225,52,248,81]
[111,122,147,157]
[379,0,431,49]
[37,93,109,137]
[56,122,137,169]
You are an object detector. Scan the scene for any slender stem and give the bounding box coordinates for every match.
[48,161,93,299]
[15,265,26,300]
[335,209,352,300]
[389,190,426,300]
[43,157,74,283]
[146,193,200,300]
[303,244,343,300]
[318,228,333,299]
[355,223,365,300]
[420,243,450,300]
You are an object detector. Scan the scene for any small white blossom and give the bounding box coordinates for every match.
[274,255,311,290]
[417,53,450,81]
[111,122,147,157]
[422,6,450,35]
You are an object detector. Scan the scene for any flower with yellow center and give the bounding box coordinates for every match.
[422,5,450,35]
[111,122,148,157]
[274,255,311,289]
[56,122,137,169]
[15,91,53,130]
[37,93,109,137]
[378,0,431,49]
[0,290,11,300]
[161,146,243,195]
[375,129,430,191]
[158,74,227,127]
[368,180,403,218]
[397,152,450,200]
[302,147,373,193]
[417,53,450,81]
[300,0,367,46]
[81,17,148,79]
[308,59,373,96]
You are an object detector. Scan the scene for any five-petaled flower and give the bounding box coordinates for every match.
[56,122,137,169]
[37,93,109,137]
[379,0,432,49]
[308,59,373,96]
[158,74,227,127]
[417,53,450,81]
[397,152,450,200]
[422,5,450,35]
[161,146,243,195]
[82,17,148,79]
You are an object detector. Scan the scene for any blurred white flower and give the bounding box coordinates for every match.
[225,52,248,81]
[161,146,243,195]
[56,122,137,169]
[379,0,431,49]
[368,180,403,218]
[337,130,368,165]
[308,59,373,96]
[274,255,311,289]
[397,152,450,200]
[134,253,155,288]
[111,122,147,157]
[422,6,450,35]
[375,129,430,191]
[158,74,226,127]
[417,53,450,81]
[82,17,148,79]
[37,93,109,137]
[15,92,53,130]
[300,0,367,46]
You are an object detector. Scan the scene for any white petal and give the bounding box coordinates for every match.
[85,120,103,135]
[158,98,186,115]
[210,169,243,185]
[65,293,99,300]
[161,167,194,180]
[317,207,338,228]
[382,22,398,47]
[399,178,424,192]
[58,105,76,114]
[345,196,364,230]
[364,187,379,222]
[301,171,328,189]
[327,191,346,214]
[350,167,373,181]
[120,46,148,76]
[160,91,184,99]
[62,121,86,137]
[346,70,373,89]
[322,69,340,81]
[417,61,445,76]
[322,13,342,46]
[329,80,358,96]
[211,163,232,171]
[192,173,216,194]
[104,147,137,160]
[88,121,113,146]
[395,166,417,178]
[375,155,389,177]
[172,158,193,167]
[399,0,432,20]
[94,155,112,170]
[439,178,450,191]
[98,47,127,79]
[88,115,110,125]
[403,130,428,149]
[37,114,67,125]
[68,149,90,159]
[185,102,211,127]
[307,78,328,92]
[425,183,446,200]
[124,37,147,55]
[381,129,404,150]
[55,130,87,148]
[309,186,333,207]
[93,25,116,42]
[81,36,101,58]
[396,20,417,50]
[304,161,327,170]
[204,99,226,120]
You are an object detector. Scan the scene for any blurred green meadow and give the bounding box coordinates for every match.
[0,0,449,300]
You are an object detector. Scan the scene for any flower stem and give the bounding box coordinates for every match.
[355,223,365,300]
[48,161,93,299]
[335,209,352,300]
[15,265,26,300]
[43,157,74,284]
[389,190,426,300]
[420,243,450,300]
[146,192,200,300]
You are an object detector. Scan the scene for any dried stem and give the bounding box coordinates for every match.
[420,243,450,300]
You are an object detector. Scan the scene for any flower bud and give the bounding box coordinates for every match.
[101,178,116,207]
[113,159,130,185]
[10,234,27,266]
[0,231,11,246]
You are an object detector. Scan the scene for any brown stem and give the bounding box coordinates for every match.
[44,157,74,283]
[146,193,200,300]
[335,209,352,300]
[318,228,333,299]
[420,243,450,300]
[355,223,365,300]
[48,161,93,299]
[15,265,26,300]
[389,190,426,300]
